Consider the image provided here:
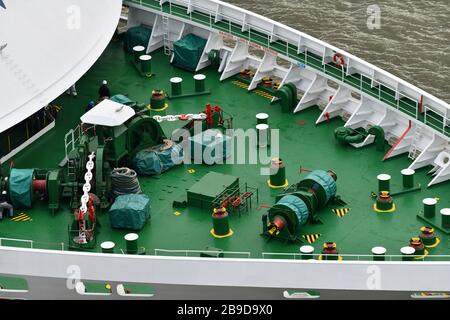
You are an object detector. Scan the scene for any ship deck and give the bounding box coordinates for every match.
[2,39,450,262]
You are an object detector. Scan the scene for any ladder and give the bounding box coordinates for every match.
[408,125,423,160]
[67,158,77,182]
[162,15,171,56]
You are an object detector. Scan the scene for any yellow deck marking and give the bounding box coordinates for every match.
[425,237,440,248]
[231,80,249,90]
[332,208,350,218]
[414,249,429,260]
[254,90,274,100]
[187,169,196,174]
[11,213,32,222]
[210,228,234,238]
[373,203,396,213]
[302,234,321,244]
[174,211,182,216]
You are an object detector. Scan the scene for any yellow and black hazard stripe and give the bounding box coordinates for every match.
[231,80,249,90]
[332,208,350,218]
[10,213,32,222]
[302,234,321,244]
[254,90,273,100]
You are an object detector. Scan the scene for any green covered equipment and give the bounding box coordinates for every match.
[109,194,151,230]
[110,94,136,106]
[173,34,207,71]
[132,143,183,176]
[9,168,34,209]
[123,25,152,53]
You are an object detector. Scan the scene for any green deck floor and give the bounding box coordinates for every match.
[2,39,450,261]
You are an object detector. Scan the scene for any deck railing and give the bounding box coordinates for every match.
[154,248,251,258]
[262,252,450,262]
[3,238,450,262]
[126,0,450,138]
[0,238,65,251]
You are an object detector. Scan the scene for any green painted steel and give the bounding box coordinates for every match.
[47,169,61,212]
[368,126,385,151]
[377,174,391,192]
[212,210,230,236]
[125,233,139,254]
[269,160,286,187]
[139,55,152,75]
[256,113,268,124]
[101,241,115,253]
[194,74,206,92]
[133,45,146,62]
[441,209,450,228]
[5,40,450,261]
[274,86,294,113]
[423,198,437,218]
[401,169,415,188]
[170,77,183,96]
[334,127,366,145]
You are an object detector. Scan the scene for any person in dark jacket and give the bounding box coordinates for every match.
[98,80,111,99]
[0,190,13,220]
[85,101,95,113]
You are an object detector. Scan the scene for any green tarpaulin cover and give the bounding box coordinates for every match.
[123,25,152,53]
[109,194,151,230]
[110,94,135,106]
[132,143,183,176]
[173,34,207,71]
[9,168,34,209]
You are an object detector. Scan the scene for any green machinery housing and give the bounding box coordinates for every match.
[1,96,230,215]
[1,98,167,213]
[262,170,338,242]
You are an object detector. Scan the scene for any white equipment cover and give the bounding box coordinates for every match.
[80,99,135,127]
[0,0,122,132]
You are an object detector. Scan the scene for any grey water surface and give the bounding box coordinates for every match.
[225,0,450,102]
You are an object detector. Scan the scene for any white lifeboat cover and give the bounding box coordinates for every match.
[0,0,122,132]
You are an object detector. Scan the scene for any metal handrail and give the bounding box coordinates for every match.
[0,237,65,251]
[154,248,251,258]
[127,0,450,138]
[262,252,450,262]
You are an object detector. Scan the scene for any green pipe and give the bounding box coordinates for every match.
[284,83,298,106]
[368,126,385,151]
[334,127,366,145]
[274,86,293,113]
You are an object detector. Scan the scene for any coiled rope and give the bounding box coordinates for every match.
[111,167,142,196]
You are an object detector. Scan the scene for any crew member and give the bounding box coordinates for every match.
[98,80,111,99]
[85,101,95,113]
[0,190,13,220]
